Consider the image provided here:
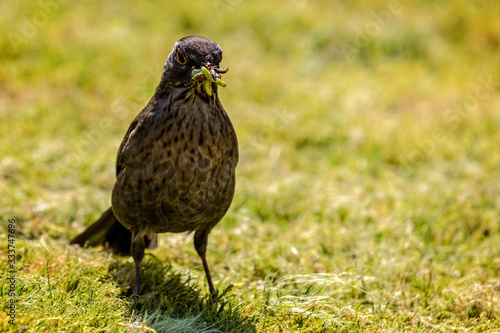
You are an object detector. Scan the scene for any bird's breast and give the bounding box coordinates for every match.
[112,94,237,234]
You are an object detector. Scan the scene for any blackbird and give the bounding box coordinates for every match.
[70,36,238,297]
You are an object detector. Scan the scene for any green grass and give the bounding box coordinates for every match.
[1,0,499,331]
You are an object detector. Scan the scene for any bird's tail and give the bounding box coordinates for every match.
[70,207,157,256]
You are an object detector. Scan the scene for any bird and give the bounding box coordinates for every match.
[70,36,238,298]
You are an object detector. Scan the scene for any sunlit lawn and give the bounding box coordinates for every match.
[1,0,499,332]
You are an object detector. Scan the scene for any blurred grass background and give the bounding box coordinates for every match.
[1,0,499,331]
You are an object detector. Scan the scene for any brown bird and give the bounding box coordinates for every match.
[70,36,238,297]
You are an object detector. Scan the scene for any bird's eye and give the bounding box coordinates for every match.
[176,50,187,65]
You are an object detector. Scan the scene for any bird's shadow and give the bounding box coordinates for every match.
[108,254,256,333]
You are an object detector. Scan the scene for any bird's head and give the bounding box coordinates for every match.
[160,36,228,98]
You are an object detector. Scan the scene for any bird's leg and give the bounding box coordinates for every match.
[194,228,215,295]
[131,233,145,300]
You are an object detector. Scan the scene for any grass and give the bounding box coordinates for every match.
[1,0,499,331]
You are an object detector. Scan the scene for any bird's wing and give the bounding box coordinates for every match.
[116,117,139,176]
[115,100,159,176]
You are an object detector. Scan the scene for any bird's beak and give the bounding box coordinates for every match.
[191,64,228,96]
